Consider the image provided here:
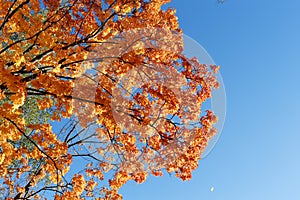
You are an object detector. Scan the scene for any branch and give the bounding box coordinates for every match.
[63,121,79,143]
[26,87,105,107]
[71,153,104,163]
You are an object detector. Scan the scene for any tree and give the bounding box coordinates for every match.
[0,0,220,199]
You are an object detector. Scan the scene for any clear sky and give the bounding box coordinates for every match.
[120,0,300,199]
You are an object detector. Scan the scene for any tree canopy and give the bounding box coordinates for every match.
[0,0,220,199]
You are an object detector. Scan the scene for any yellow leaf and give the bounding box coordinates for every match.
[15,56,26,67]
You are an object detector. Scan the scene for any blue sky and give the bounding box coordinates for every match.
[120,0,300,199]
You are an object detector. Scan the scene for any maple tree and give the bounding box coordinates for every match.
[0,0,220,199]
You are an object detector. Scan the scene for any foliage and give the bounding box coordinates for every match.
[0,0,220,199]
